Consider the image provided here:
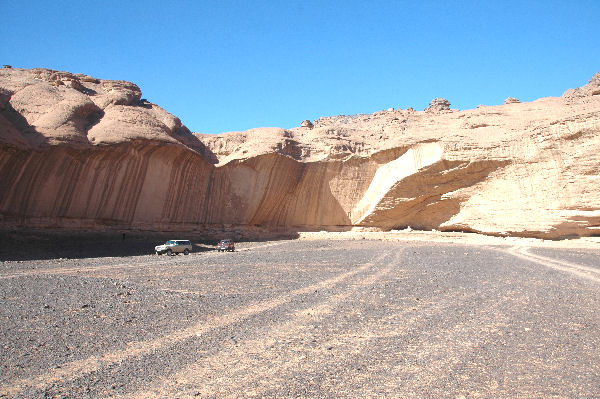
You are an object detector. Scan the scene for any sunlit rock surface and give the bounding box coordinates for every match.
[1,67,599,238]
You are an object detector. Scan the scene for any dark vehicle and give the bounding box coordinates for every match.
[217,239,235,252]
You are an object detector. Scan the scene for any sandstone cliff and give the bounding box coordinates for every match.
[1,67,599,238]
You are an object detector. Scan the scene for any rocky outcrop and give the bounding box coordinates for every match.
[300,119,314,129]
[425,98,451,112]
[504,97,520,104]
[1,67,600,239]
[563,72,600,98]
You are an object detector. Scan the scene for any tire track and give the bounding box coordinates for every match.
[243,289,484,399]
[506,246,600,283]
[0,250,391,397]
[112,250,400,399]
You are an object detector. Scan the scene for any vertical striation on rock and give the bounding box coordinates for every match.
[1,67,600,239]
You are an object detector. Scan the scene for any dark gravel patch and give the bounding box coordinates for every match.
[0,230,225,262]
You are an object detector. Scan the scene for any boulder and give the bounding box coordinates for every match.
[425,98,451,112]
[300,119,314,129]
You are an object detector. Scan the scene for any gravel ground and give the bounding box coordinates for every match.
[1,239,599,398]
[530,247,600,270]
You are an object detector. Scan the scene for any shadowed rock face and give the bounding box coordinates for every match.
[1,67,600,239]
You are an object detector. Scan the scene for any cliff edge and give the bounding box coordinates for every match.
[1,67,599,239]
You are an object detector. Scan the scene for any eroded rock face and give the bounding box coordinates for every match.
[0,68,194,148]
[563,72,600,98]
[425,98,451,112]
[1,67,599,239]
[300,119,314,129]
[504,97,520,104]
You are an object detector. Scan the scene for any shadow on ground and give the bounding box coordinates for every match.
[0,230,300,261]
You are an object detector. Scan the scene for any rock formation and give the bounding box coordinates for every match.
[1,67,599,239]
[300,120,314,129]
[563,72,600,98]
[425,98,451,112]
[504,97,520,104]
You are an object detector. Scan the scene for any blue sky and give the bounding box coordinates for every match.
[2,1,599,134]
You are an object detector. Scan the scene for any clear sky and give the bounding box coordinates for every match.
[1,0,599,134]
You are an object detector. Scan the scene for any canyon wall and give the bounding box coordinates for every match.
[1,67,599,238]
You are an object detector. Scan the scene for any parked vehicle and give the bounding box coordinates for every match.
[217,239,235,252]
[155,240,192,255]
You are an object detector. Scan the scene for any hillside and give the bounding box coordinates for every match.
[1,67,599,238]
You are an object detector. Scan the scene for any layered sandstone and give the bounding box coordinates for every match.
[1,67,599,239]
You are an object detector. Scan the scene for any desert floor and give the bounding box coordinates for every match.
[1,234,599,398]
